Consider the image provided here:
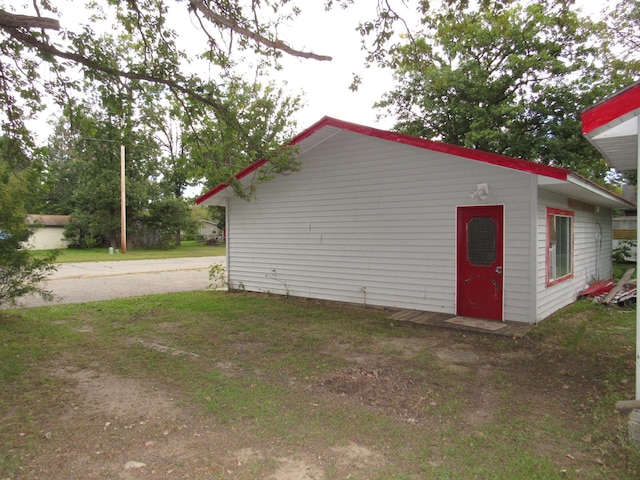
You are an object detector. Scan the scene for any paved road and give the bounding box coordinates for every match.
[11,256,225,308]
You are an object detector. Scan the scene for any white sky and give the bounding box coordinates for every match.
[29,0,399,139]
[267,2,400,130]
[166,1,404,132]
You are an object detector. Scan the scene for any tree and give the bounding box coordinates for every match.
[370,0,637,184]
[182,76,303,194]
[145,196,198,247]
[0,1,324,165]
[0,137,57,306]
[34,69,299,249]
[606,0,640,80]
[41,102,164,249]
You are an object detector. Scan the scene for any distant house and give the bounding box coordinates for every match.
[197,117,634,324]
[199,220,222,242]
[25,214,70,250]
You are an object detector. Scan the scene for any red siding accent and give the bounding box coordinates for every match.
[581,82,640,135]
[195,159,268,205]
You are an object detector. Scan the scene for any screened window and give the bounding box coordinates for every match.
[547,208,574,285]
[467,216,496,266]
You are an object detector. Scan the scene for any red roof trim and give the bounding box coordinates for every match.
[302,117,570,180]
[195,159,268,205]
[581,82,640,135]
[196,116,572,204]
[567,172,634,206]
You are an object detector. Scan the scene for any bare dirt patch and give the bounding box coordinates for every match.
[13,354,392,480]
[316,366,430,424]
[22,363,226,479]
[52,366,179,418]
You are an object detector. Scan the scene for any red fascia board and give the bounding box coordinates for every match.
[195,159,268,205]
[568,172,635,207]
[582,82,640,135]
[197,115,572,204]
[307,117,570,180]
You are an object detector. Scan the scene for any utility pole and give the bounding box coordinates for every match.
[120,142,127,254]
[80,136,128,253]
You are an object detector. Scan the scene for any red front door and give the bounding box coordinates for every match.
[456,205,504,321]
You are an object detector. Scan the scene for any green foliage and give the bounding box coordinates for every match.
[613,240,636,264]
[606,0,640,83]
[208,263,227,289]
[0,139,57,306]
[182,78,302,195]
[145,197,198,248]
[374,0,637,184]
[26,30,302,247]
[0,0,309,172]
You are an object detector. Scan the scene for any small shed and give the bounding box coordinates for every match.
[197,117,633,324]
[25,214,70,250]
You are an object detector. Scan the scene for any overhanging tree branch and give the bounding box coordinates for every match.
[1,25,257,143]
[188,0,332,61]
[0,9,60,30]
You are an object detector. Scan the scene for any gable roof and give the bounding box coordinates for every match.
[26,214,71,227]
[197,116,633,210]
[581,81,640,172]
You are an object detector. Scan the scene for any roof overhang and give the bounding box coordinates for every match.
[26,214,71,227]
[539,173,633,210]
[582,81,640,172]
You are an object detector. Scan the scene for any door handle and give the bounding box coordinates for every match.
[495,266,503,274]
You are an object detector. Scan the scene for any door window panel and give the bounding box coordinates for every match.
[467,216,496,266]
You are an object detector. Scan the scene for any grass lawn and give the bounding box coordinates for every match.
[1,293,640,479]
[33,240,225,263]
[614,261,637,281]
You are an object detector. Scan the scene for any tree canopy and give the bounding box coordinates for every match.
[0,0,325,172]
[369,0,639,184]
[4,1,636,183]
[0,0,316,250]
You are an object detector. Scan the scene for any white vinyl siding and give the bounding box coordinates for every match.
[25,227,69,250]
[227,130,536,322]
[536,190,614,321]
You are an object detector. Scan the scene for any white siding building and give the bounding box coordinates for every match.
[198,117,633,324]
[25,214,70,250]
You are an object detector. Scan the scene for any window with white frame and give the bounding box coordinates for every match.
[547,208,574,285]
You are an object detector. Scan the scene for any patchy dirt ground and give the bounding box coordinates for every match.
[12,360,391,480]
[2,303,637,480]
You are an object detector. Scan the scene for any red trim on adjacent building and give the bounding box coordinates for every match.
[581,82,640,135]
[196,116,573,204]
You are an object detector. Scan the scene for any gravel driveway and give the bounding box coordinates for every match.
[11,256,225,308]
